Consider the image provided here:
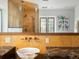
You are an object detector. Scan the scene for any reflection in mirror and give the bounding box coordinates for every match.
[21,1,38,33]
[1,0,79,33]
[39,17,55,33]
[8,0,22,28]
[8,0,39,33]
[8,0,22,32]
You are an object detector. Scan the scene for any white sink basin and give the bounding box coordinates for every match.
[16,47,40,59]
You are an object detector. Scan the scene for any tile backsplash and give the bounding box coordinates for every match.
[0,34,79,54]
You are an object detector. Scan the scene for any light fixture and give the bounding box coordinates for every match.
[42,6,47,8]
[43,0,48,1]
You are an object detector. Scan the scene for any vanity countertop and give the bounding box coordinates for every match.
[0,33,79,36]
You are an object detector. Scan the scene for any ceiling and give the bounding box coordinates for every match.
[23,0,79,9]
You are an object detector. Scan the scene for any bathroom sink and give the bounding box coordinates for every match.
[16,47,40,59]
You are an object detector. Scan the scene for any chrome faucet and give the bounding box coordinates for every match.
[24,37,39,42]
[25,37,32,42]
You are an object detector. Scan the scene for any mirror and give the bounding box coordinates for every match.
[0,0,79,33]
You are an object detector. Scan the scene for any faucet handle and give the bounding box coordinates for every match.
[25,37,28,40]
[34,37,39,42]
[28,37,32,42]
[34,37,39,40]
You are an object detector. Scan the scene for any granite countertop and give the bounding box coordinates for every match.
[0,46,15,56]
[0,32,79,35]
[46,47,79,59]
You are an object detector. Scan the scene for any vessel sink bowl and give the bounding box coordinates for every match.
[16,47,40,59]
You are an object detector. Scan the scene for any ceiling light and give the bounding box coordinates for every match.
[42,6,47,8]
[43,0,48,1]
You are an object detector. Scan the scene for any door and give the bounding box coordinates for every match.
[0,9,2,32]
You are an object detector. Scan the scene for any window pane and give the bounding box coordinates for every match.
[48,18,55,33]
[40,18,47,33]
[39,17,55,33]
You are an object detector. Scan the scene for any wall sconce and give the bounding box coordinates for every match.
[45,37,49,45]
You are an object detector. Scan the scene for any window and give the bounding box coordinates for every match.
[39,16,55,33]
[56,16,70,32]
